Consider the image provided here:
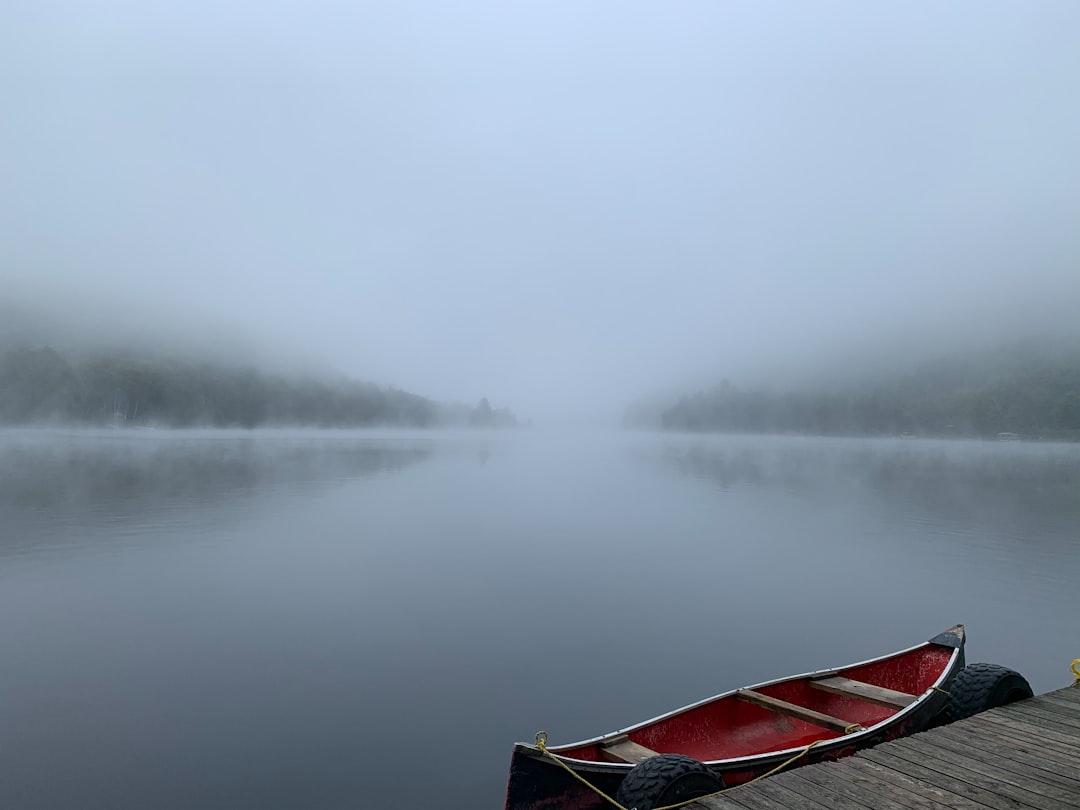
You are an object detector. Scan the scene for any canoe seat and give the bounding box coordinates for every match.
[599,735,660,764]
[736,689,864,734]
[809,676,916,709]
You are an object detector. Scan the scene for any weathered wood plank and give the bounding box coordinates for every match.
[844,758,990,810]
[1036,691,1080,708]
[809,676,916,709]
[968,713,1080,758]
[598,735,659,764]
[992,704,1080,735]
[698,790,800,810]
[859,747,1051,810]
[1028,691,1080,708]
[1037,686,1080,706]
[1001,701,1080,731]
[692,793,753,810]
[934,723,1080,777]
[1026,691,1080,713]
[1032,692,1080,718]
[695,777,830,810]
[736,689,861,733]
[1014,693,1080,718]
[885,738,1076,810]
[915,729,1080,789]
[696,779,829,810]
[895,734,1078,799]
[767,771,880,810]
[978,705,1080,743]
[741,778,839,810]
[784,762,925,810]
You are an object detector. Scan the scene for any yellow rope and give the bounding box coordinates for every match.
[1071,659,1080,683]
[533,731,824,810]
[533,732,629,810]
[729,740,824,791]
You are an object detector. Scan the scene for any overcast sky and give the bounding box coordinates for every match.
[3,1,1079,417]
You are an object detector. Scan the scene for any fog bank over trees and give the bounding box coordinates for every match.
[0,343,518,430]
[643,336,1080,440]
[0,294,521,428]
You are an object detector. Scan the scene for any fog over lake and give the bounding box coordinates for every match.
[5,1,1080,418]
[0,429,1076,809]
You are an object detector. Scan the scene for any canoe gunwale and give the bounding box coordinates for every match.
[512,626,964,774]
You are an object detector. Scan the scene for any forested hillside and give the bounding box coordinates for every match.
[658,338,1080,440]
[0,345,515,429]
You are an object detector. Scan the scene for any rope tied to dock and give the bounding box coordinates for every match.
[1071,659,1080,683]
[534,732,629,810]
[533,730,824,810]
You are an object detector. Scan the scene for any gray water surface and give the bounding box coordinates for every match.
[0,429,1077,809]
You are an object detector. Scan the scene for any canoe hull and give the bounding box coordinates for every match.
[504,626,965,810]
[505,686,952,810]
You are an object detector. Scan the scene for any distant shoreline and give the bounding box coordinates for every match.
[0,345,518,430]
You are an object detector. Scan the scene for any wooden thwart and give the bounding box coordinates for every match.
[809,676,916,709]
[736,689,863,733]
[599,735,660,764]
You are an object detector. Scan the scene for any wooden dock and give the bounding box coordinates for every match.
[693,684,1080,810]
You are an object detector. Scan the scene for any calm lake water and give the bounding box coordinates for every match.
[0,428,1078,809]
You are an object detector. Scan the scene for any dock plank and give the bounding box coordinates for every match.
[1033,691,1080,717]
[740,779,837,810]
[765,772,879,810]
[970,713,1080,756]
[1023,693,1080,718]
[910,730,1080,790]
[934,723,1080,778]
[700,778,831,810]
[695,794,753,810]
[876,740,1074,810]
[1006,699,1080,721]
[1039,685,1080,705]
[858,747,1048,810]
[1002,701,1080,730]
[784,762,923,810]
[695,781,838,810]
[977,706,1080,743]
[891,734,1079,800]
[844,758,990,810]
[694,779,794,810]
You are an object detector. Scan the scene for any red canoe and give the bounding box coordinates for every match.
[504,625,965,810]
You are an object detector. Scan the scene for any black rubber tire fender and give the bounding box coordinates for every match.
[948,662,1033,721]
[615,754,724,810]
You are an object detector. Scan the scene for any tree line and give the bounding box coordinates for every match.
[0,345,516,429]
[658,338,1080,440]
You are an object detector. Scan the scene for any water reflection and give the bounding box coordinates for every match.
[0,430,1077,810]
[0,429,435,557]
[644,433,1080,700]
[654,436,1080,532]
